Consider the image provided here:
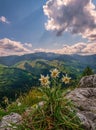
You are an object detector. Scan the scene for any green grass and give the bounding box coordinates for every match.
[0,86,83,130]
[1,88,43,114]
[15,87,83,130]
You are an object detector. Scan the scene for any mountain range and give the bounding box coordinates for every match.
[0,52,96,105]
[0,52,96,66]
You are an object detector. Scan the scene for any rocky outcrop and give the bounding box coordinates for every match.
[0,113,22,130]
[78,74,96,88]
[67,75,96,129]
[67,88,96,130]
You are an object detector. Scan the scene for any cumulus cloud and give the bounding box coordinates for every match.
[34,42,96,55]
[0,16,10,24]
[0,38,33,56]
[43,0,96,41]
[0,38,96,56]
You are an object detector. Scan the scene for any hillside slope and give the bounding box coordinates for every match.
[0,66,37,103]
[13,59,82,78]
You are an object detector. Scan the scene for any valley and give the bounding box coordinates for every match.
[0,52,96,106]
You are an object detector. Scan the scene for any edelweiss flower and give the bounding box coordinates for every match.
[50,68,60,78]
[62,74,71,84]
[39,75,50,86]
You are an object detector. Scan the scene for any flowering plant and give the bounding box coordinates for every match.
[17,69,83,130]
[31,69,82,130]
[39,68,71,87]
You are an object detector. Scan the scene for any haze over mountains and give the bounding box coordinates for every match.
[0,52,96,67]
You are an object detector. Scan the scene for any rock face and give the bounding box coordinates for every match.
[0,113,22,130]
[67,88,96,130]
[78,74,96,88]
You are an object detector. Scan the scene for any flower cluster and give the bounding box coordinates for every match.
[39,69,71,86]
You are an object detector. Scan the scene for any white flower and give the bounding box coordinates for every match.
[50,68,60,78]
[39,75,50,86]
[13,126,17,129]
[62,74,71,84]
[8,123,12,127]
[17,102,21,106]
[38,101,44,107]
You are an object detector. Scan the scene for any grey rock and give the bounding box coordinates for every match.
[67,88,96,130]
[79,75,96,88]
[0,112,22,130]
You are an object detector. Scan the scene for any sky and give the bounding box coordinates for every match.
[0,0,96,56]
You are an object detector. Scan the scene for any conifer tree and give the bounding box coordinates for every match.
[82,66,94,76]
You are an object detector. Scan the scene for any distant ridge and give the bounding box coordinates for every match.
[0,52,96,66]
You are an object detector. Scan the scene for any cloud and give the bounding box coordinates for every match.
[43,0,96,41]
[0,16,10,24]
[34,42,96,55]
[0,38,96,56]
[0,38,33,56]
